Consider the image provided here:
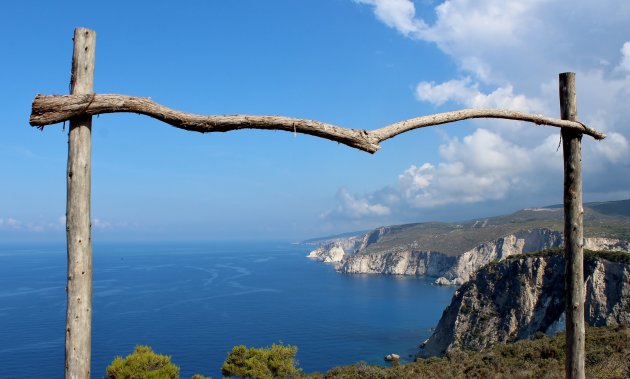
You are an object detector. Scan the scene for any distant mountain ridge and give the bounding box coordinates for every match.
[307,199,630,285]
[299,230,367,245]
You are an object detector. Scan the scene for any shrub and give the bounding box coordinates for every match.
[105,345,179,379]
[221,343,301,379]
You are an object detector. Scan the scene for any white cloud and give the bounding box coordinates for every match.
[326,188,391,219]
[415,78,475,107]
[327,128,553,219]
[415,77,545,112]
[364,0,629,84]
[592,132,630,164]
[398,163,433,198]
[0,215,120,233]
[0,217,63,233]
[356,0,551,82]
[6,218,21,229]
[617,42,630,73]
[327,119,629,222]
[441,128,532,173]
[92,218,113,229]
[27,224,46,232]
[398,128,537,207]
[354,0,426,37]
[348,0,630,223]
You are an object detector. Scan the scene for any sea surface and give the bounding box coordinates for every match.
[0,241,456,378]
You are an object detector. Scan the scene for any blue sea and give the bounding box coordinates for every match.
[0,242,456,378]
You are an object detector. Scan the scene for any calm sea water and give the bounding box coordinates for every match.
[0,242,455,378]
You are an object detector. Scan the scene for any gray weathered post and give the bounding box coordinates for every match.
[560,72,585,379]
[65,27,95,379]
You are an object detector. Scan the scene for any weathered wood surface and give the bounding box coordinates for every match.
[30,94,606,154]
[31,94,381,153]
[371,108,604,142]
[560,72,585,379]
[65,27,94,379]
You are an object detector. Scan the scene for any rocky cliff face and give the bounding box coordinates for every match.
[419,250,630,357]
[339,249,457,277]
[431,228,564,285]
[306,227,389,264]
[308,228,630,285]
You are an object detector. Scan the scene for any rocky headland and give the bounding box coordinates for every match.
[419,249,630,357]
[307,200,630,285]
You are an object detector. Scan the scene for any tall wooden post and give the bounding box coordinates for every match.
[65,27,95,379]
[560,72,584,379]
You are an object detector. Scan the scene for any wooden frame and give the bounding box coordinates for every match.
[30,27,601,379]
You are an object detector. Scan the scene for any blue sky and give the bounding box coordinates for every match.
[2,1,629,242]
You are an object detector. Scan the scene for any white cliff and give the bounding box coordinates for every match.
[307,245,346,263]
[308,227,630,286]
[339,249,456,277]
[306,227,390,264]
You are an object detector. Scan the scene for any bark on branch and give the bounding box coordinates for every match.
[30,94,380,153]
[30,94,606,153]
[372,109,605,142]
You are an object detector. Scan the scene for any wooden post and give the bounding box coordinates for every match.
[560,72,584,379]
[65,27,95,379]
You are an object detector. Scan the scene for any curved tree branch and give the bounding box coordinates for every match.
[372,108,606,142]
[30,94,381,153]
[30,94,606,154]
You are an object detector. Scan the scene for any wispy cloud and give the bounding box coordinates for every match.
[92,218,113,230]
[6,218,22,229]
[0,215,121,233]
[0,216,57,232]
[323,188,391,220]
[354,0,428,37]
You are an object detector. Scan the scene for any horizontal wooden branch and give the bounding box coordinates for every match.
[372,108,606,142]
[30,94,606,154]
[30,94,381,153]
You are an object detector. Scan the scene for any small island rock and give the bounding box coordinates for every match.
[384,353,400,361]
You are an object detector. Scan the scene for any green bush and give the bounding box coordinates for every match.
[105,345,180,379]
[221,343,302,379]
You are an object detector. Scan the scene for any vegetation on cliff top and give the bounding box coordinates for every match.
[105,345,180,379]
[221,344,301,379]
[106,326,629,378]
[309,326,629,379]
[502,247,630,264]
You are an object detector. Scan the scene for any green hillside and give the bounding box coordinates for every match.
[357,199,630,256]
